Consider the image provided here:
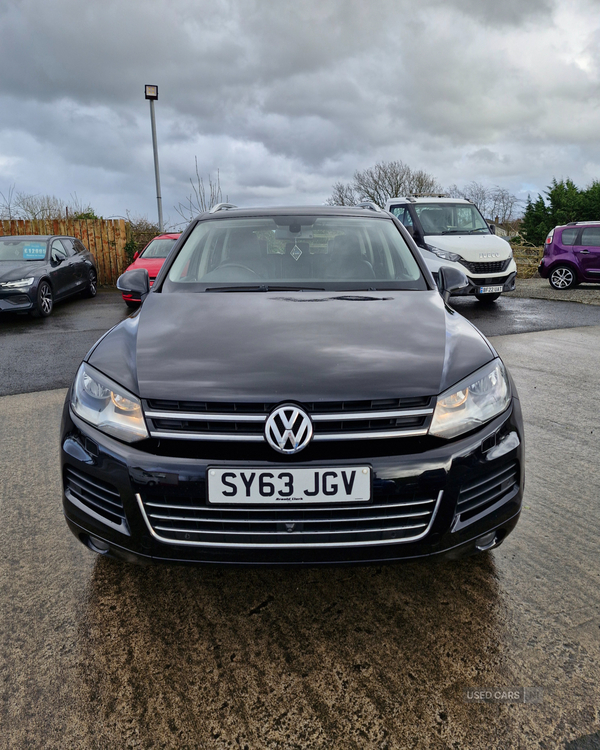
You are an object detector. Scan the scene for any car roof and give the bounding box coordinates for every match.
[151,233,181,239]
[196,205,392,220]
[0,235,54,241]
[386,197,472,205]
[0,234,82,240]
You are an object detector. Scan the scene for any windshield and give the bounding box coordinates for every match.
[141,238,178,259]
[0,239,47,261]
[163,216,426,292]
[413,203,490,236]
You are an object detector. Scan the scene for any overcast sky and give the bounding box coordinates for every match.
[1,0,600,227]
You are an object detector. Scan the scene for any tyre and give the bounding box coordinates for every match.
[125,300,140,309]
[30,280,53,317]
[549,265,578,290]
[83,269,97,298]
[475,293,501,303]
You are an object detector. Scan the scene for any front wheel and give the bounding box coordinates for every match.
[475,293,501,303]
[549,265,578,290]
[83,269,97,298]
[30,280,54,317]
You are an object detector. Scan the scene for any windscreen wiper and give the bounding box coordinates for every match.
[205,285,326,292]
[205,285,267,292]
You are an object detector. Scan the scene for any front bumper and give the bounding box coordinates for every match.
[452,271,517,297]
[0,290,34,312]
[60,394,525,566]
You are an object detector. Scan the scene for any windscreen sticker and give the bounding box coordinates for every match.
[23,243,46,259]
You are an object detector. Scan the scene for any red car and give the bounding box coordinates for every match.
[121,233,181,307]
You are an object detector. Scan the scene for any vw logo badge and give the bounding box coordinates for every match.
[265,404,313,455]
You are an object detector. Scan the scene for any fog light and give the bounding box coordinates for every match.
[89,536,110,554]
[475,532,497,551]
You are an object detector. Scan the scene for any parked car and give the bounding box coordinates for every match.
[121,233,180,307]
[385,196,517,303]
[539,222,600,289]
[61,203,524,565]
[0,235,97,317]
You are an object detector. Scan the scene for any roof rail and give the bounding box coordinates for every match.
[406,193,449,199]
[357,201,382,212]
[209,202,238,213]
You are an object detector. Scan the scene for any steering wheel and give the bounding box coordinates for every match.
[215,263,260,277]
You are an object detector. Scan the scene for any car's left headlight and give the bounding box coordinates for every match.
[426,245,462,263]
[70,363,148,443]
[429,359,511,439]
[0,277,34,288]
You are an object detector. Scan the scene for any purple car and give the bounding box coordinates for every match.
[539,222,600,289]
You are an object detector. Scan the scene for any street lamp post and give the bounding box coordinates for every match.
[144,84,163,233]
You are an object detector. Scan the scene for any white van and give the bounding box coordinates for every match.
[385,196,517,303]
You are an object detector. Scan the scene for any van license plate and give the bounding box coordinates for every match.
[478,285,503,294]
[208,467,371,504]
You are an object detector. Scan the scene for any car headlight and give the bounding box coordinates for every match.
[425,245,462,263]
[429,359,511,439]
[0,277,34,288]
[70,363,148,443]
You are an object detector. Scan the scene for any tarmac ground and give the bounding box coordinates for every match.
[1,281,600,748]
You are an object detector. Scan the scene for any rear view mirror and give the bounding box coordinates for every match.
[437,266,469,304]
[117,268,150,300]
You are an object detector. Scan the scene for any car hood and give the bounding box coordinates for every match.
[88,290,495,402]
[126,257,166,278]
[426,234,512,260]
[0,260,44,281]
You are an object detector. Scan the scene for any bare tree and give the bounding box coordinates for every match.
[0,190,98,221]
[326,181,360,206]
[0,184,18,220]
[175,158,227,222]
[14,192,66,220]
[327,160,441,207]
[489,186,520,225]
[447,181,521,225]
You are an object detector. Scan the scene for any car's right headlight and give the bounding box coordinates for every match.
[70,363,148,443]
[429,359,511,439]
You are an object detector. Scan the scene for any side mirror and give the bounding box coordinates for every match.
[117,268,150,300]
[488,223,496,235]
[133,251,140,261]
[437,266,469,304]
[51,251,65,264]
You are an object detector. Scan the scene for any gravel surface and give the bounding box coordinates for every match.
[507,276,600,305]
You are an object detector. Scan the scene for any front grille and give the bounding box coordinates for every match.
[143,397,435,443]
[460,259,511,274]
[137,484,442,548]
[456,461,519,521]
[64,466,126,526]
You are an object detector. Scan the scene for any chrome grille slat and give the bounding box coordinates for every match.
[152,522,428,536]
[145,408,433,422]
[147,510,432,523]
[135,491,444,549]
[148,428,429,441]
[143,396,435,443]
[144,498,437,512]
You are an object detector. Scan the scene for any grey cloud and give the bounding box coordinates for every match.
[0,0,598,220]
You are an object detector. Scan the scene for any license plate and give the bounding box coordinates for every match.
[208,466,371,504]
[478,285,503,294]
